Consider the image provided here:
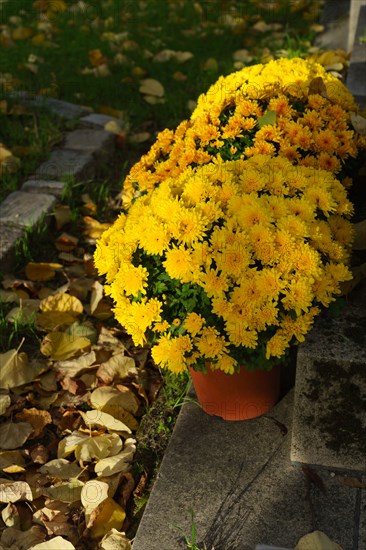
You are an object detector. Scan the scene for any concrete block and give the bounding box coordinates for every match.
[79,112,125,130]
[291,283,366,474]
[132,389,361,550]
[0,191,56,228]
[346,5,366,108]
[34,149,95,181]
[0,224,25,272]
[61,128,115,160]
[21,179,66,198]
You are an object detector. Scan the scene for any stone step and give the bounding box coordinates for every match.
[290,282,366,474]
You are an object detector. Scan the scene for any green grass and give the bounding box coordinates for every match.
[0,0,323,205]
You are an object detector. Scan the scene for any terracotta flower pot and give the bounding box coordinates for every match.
[189,364,281,421]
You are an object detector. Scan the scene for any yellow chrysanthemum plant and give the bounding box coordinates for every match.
[94,155,354,375]
[121,57,366,209]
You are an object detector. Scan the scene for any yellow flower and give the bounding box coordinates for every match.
[282,279,314,315]
[170,208,208,245]
[163,246,194,281]
[196,327,228,359]
[200,268,229,298]
[266,332,291,359]
[184,312,205,336]
[115,264,148,297]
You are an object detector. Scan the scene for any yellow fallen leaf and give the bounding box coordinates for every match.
[30,537,75,550]
[40,293,83,315]
[36,310,79,331]
[99,529,132,550]
[25,261,63,281]
[40,332,91,361]
[81,480,109,520]
[88,48,107,66]
[0,451,25,473]
[90,386,140,415]
[295,530,343,550]
[104,121,123,135]
[143,95,165,105]
[12,27,33,40]
[0,348,46,390]
[139,78,165,97]
[54,204,72,230]
[58,431,122,462]
[128,131,151,143]
[83,216,111,239]
[90,280,104,314]
[88,497,126,539]
[81,410,131,435]
[94,442,136,477]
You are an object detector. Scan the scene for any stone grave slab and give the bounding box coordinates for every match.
[291,283,366,473]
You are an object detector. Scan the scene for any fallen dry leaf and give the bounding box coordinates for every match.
[0,422,33,450]
[30,536,76,549]
[40,293,83,315]
[94,441,136,477]
[97,353,137,384]
[25,262,63,281]
[87,497,126,539]
[40,332,91,361]
[295,530,343,550]
[81,410,131,435]
[0,451,25,473]
[0,480,33,503]
[15,408,52,439]
[139,78,165,97]
[99,529,132,550]
[54,204,72,230]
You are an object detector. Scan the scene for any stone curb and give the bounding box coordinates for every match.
[0,96,124,272]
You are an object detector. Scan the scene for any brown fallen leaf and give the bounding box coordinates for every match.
[15,408,52,439]
[54,233,79,252]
